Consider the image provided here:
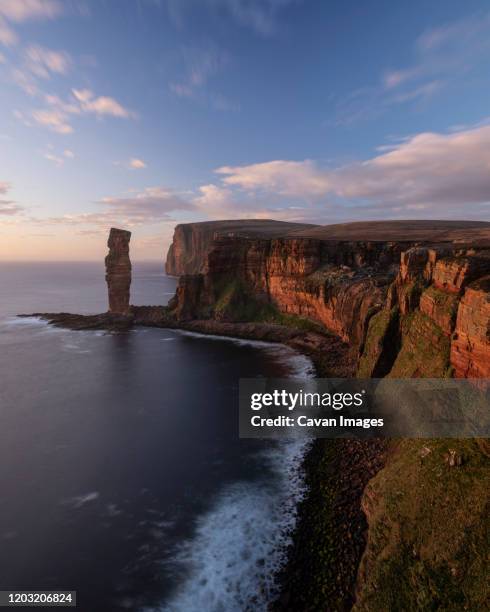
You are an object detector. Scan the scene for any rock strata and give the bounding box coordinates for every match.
[105,227,131,314]
[165,219,318,275]
[166,223,490,379]
[450,276,490,378]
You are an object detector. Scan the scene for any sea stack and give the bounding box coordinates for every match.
[105,227,132,315]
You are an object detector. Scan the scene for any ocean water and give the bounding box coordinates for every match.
[0,262,313,611]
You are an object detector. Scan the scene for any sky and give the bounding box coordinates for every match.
[1,0,490,260]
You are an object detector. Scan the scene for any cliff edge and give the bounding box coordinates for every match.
[165,219,318,275]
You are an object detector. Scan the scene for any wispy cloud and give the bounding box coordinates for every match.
[0,17,16,45]
[114,158,148,170]
[169,44,237,110]
[27,89,135,134]
[31,108,73,133]
[166,0,298,37]
[128,158,146,169]
[10,44,72,95]
[0,181,23,215]
[0,0,62,22]
[0,0,62,47]
[71,88,134,118]
[24,44,71,77]
[42,146,75,166]
[36,186,195,228]
[332,11,490,126]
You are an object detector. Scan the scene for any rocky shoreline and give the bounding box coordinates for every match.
[18,309,386,610]
[18,221,489,610]
[273,438,388,612]
[19,309,356,378]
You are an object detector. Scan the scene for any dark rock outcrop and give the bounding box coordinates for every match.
[105,227,132,314]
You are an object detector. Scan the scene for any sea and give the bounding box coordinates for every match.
[0,262,314,612]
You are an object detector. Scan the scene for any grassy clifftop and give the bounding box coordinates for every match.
[355,439,489,611]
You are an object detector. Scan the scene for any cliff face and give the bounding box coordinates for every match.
[165,219,318,275]
[166,223,490,610]
[451,276,490,378]
[105,227,132,315]
[169,229,490,377]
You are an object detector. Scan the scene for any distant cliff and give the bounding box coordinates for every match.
[165,219,318,275]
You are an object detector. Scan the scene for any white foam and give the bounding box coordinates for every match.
[170,328,283,349]
[157,439,310,612]
[151,336,314,612]
[169,329,316,378]
[1,316,50,328]
[63,491,100,509]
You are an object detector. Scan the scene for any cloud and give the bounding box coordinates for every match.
[382,13,490,95]
[0,17,16,45]
[0,0,62,47]
[42,146,75,165]
[11,67,38,94]
[11,44,72,95]
[332,125,490,209]
[214,0,297,36]
[169,48,222,97]
[166,0,297,36]
[194,183,234,216]
[32,108,73,133]
[193,182,324,222]
[333,11,490,126]
[71,88,133,118]
[211,123,490,218]
[43,151,64,165]
[0,181,23,215]
[129,158,146,169]
[28,89,134,133]
[169,45,236,110]
[0,0,62,22]
[24,44,71,77]
[38,186,195,228]
[217,160,330,198]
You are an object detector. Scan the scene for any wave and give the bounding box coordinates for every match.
[1,316,50,328]
[151,337,314,612]
[169,329,315,379]
[155,439,309,612]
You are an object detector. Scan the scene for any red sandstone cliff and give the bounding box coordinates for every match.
[167,220,490,378]
[165,220,490,610]
[105,227,132,315]
[165,219,318,275]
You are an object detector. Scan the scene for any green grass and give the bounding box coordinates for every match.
[388,312,451,378]
[210,276,329,332]
[355,439,490,611]
[358,307,398,377]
